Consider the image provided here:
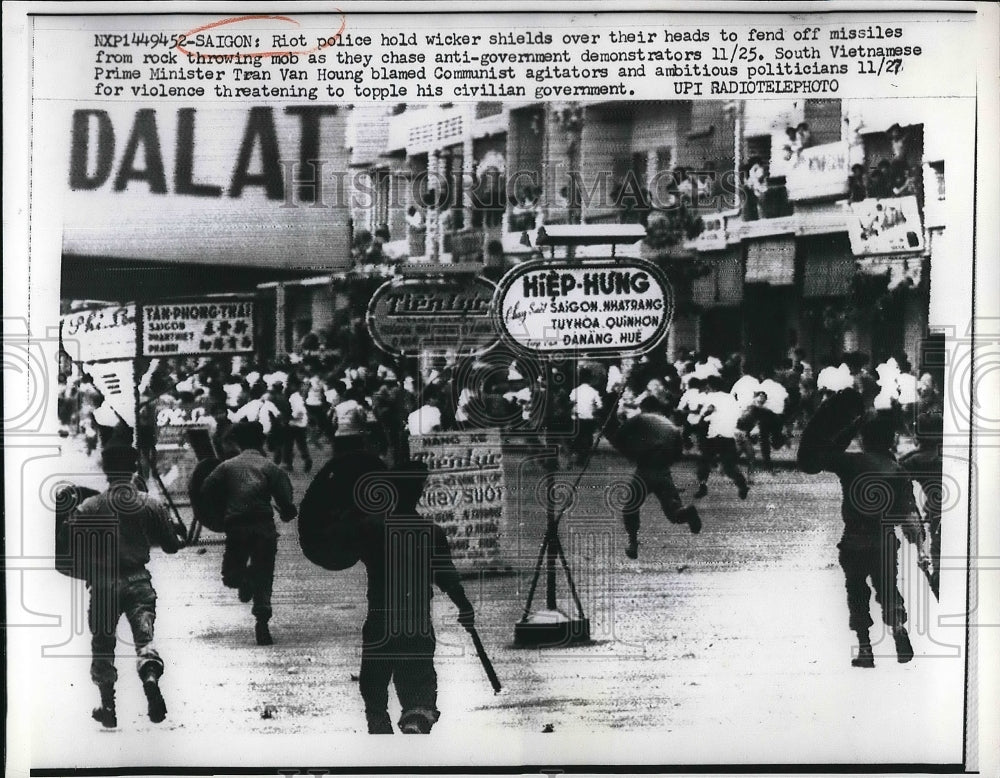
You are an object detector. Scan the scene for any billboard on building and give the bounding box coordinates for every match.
[847,196,925,256]
[58,104,350,269]
[783,141,851,201]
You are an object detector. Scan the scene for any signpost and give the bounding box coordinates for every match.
[494,225,674,648]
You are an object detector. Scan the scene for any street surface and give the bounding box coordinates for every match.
[30,435,965,769]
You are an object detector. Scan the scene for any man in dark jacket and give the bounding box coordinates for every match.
[802,413,926,667]
[356,461,475,734]
[73,446,184,727]
[606,402,701,560]
[202,421,297,645]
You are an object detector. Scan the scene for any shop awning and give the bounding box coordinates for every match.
[692,248,744,308]
[801,234,855,298]
[744,236,796,285]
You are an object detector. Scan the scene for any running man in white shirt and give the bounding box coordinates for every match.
[675,376,708,452]
[694,376,750,500]
[283,381,313,473]
[407,389,443,437]
[568,373,603,467]
[231,385,281,436]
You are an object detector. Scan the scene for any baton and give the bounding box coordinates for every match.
[465,625,501,694]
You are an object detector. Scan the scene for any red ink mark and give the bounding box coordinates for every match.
[175,12,346,58]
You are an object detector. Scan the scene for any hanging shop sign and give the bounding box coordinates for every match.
[494,258,673,356]
[367,276,499,357]
[60,303,137,363]
[744,237,797,286]
[684,210,730,252]
[784,141,851,201]
[847,196,925,256]
[141,299,254,357]
[409,429,507,571]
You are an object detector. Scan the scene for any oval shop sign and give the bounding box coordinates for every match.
[367,276,500,357]
[493,259,673,357]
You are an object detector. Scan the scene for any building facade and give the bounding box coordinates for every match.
[344,98,946,373]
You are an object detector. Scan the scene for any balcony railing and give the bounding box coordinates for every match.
[443,229,486,262]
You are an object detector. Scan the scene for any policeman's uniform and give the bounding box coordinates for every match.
[356,468,473,734]
[75,481,181,723]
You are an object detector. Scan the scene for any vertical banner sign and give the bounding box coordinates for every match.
[408,430,506,571]
[141,299,255,356]
[88,359,137,428]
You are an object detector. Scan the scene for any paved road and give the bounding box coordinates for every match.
[31,435,965,769]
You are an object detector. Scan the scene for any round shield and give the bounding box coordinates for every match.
[797,388,866,474]
[612,413,684,463]
[188,457,225,533]
[299,453,389,571]
[54,484,101,579]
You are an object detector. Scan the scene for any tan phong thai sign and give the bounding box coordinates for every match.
[141,299,254,356]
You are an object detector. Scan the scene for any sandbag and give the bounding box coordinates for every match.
[797,388,866,474]
[298,452,389,571]
[54,483,101,579]
[609,412,684,463]
[188,457,225,533]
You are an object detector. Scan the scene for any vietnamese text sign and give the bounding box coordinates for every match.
[409,429,505,571]
[494,259,673,356]
[142,299,254,356]
[367,276,498,357]
[783,141,851,201]
[847,196,925,256]
[60,303,137,362]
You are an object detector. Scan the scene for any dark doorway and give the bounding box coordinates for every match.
[700,307,742,358]
[742,285,791,370]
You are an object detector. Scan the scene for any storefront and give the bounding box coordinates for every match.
[741,235,798,369]
[692,246,744,358]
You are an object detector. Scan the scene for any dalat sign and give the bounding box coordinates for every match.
[61,105,350,269]
[495,259,673,356]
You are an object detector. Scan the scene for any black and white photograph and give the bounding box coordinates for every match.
[3,3,998,775]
